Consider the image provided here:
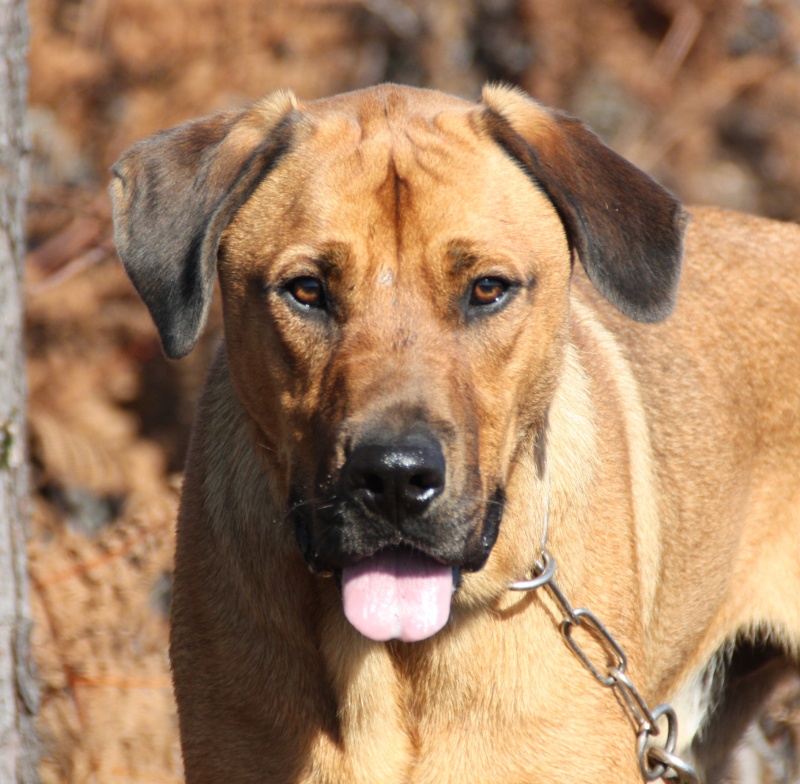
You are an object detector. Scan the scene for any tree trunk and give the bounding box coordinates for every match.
[0,0,39,781]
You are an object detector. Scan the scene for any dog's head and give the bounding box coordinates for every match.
[111,84,685,642]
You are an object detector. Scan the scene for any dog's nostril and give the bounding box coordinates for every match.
[409,472,435,490]
[364,474,385,496]
[407,470,443,498]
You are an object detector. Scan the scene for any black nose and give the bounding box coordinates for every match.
[345,436,446,521]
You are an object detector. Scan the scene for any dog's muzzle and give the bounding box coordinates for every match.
[337,435,453,642]
[292,431,504,643]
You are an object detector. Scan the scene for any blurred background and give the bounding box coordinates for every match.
[24,0,800,781]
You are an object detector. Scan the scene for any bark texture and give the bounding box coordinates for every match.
[0,0,39,781]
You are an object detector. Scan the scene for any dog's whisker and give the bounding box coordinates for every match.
[282,497,329,521]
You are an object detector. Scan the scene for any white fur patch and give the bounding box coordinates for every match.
[669,654,725,758]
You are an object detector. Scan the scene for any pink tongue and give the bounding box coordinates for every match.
[341,549,454,643]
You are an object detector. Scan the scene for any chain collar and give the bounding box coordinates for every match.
[508,467,701,784]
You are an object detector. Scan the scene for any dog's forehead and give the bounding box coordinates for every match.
[293,84,487,180]
[225,84,567,277]
[258,86,551,227]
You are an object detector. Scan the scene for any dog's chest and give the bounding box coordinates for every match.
[312,619,641,783]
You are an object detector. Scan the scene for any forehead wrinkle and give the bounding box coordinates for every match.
[395,110,480,179]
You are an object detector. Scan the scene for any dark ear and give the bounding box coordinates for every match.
[481,84,687,323]
[109,91,298,358]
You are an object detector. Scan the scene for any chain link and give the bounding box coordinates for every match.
[562,607,627,687]
[510,550,700,784]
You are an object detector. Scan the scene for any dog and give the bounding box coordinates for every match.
[110,83,800,783]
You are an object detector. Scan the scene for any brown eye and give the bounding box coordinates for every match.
[470,277,509,307]
[286,276,326,309]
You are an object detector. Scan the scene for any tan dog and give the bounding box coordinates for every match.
[110,84,800,783]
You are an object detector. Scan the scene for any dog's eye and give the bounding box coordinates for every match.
[286,276,326,309]
[470,277,509,307]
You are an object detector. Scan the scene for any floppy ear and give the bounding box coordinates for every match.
[109,90,298,359]
[481,84,687,323]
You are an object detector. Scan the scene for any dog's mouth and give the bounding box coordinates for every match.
[293,478,505,642]
[340,546,457,643]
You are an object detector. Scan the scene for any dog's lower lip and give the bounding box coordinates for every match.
[318,544,456,572]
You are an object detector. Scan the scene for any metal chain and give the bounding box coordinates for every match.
[508,465,700,784]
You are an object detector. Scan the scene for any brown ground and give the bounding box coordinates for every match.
[25,1,800,781]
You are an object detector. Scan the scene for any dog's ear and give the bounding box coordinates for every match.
[480,84,687,323]
[109,91,298,358]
